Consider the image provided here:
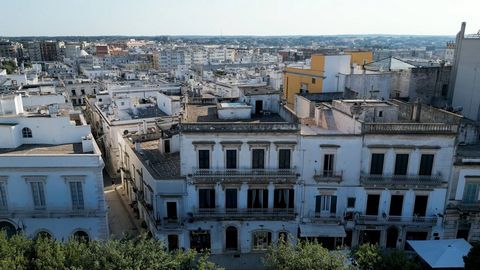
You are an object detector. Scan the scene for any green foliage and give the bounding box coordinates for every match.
[379,249,420,270]
[0,60,17,74]
[0,231,222,270]
[263,239,350,270]
[464,243,480,270]
[351,243,382,270]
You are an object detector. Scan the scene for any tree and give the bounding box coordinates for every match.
[379,249,420,270]
[263,239,350,270]
[0,231,222,270]
[464,243,480,270]
[351,243,382,270]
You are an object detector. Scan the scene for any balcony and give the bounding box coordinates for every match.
[192,168,298,184]
[190,208,296,220]
[362,123,457,135]
[0,209,107,219]
[360,173,445,188]
[314,170,343,183]
[306,211,342,224]
[356,215,438,226]
[457,201,480,212]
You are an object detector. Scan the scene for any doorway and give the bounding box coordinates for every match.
[366,194,380,215]
[168,234,179,251]
[164,140,171,153]
[166,202,177,221]
[386,226,399,248]
[255,100,263,115]
[225,226,238,251]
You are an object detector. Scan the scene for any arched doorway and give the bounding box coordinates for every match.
[0,221,17,237]
[225,226,238,251]
[34,230,53,240]
[73,230,90,242]
[386,226,399,248]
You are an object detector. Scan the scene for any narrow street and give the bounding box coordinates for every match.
[103,172,140,239]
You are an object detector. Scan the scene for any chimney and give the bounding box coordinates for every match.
[81,135,94,153]
[412,99,422,122]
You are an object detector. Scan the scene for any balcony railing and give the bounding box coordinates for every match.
[458,201,480,212]
[357,215,437,225]
[306,211,342,223]
[314,170,343,183]
[192,168,298,183]
[362,123,457,135]
[360,173,444,187]
[191,208,296,220]
[181,122,299,133]
[0,209,107,219]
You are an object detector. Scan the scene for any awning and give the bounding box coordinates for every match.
[407,239,472,269]
[299,224,346,238]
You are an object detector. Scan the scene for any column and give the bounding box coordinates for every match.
[268,182,275,209]
[239,182,248,209]
[215,182,224,210]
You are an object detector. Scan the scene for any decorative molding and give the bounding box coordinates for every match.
[274,141,297,150]
[192,141,215,150]
[319,144,340,148]
[220,141,243,150]
[247,141,271,150]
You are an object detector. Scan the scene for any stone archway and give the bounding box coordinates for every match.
[225,226,238,251]
[0,220,17,237]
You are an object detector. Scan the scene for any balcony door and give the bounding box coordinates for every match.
[252,149,265,169]
[225,189,237,209]
[323,154,335,176]
[389,195,403,216]
[274,189,294,209]
[248,189,268,208]
[419,154,434,176]
[394,154,409,175]
[199,189,215,209]
[413,195,428,216]
[226,149,237,169]
[166,202,178,220]
[366,194,380,216]
[370,153,384,175]
[315,195,337,216]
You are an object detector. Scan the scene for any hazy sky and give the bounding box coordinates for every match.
[2,0,480,36]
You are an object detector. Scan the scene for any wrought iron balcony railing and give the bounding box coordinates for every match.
[191,208,296,220]
[362,123,457,134]
[314,170,343,183]
[360,173,444,187]
[356,214,437,225]
[191,168,298,183]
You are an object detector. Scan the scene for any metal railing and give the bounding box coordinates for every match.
[0,209,107,219]
[362,123,457,134]
[191,208,295,218]
[360,174,443,186]
[307,211,342,223]
[314,170,343,182]
[357,214,437,225]
[193,168,297,177]
[458,202,480,212]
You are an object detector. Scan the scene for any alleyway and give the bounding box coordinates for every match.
[103,172,140,239]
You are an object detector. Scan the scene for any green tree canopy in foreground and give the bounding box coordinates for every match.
[0,231,221,270]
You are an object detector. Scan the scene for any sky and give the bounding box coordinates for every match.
[2,0,480,36]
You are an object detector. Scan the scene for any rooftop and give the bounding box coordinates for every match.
[0,143,89,155]
[184,104,285,123]
[238,85,280,96]
[133,139,182,180]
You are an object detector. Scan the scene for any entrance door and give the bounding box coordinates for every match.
[190,231,211,252]
[225,226,238,251]
[366,194,380,215]
[255,100,263,115]
[166,202,177,220]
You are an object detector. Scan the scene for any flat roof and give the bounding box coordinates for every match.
[0,143,88,155]
[239,85,280,96]
[184,104,286,123]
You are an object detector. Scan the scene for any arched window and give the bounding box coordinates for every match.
[252,230,272,251]
[22,127,32,138]
[34,230,53,240]
[0,221,17,238]
[73,230,90,242]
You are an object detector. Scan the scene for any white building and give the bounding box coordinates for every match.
[0,94,107,240]
[450,22,480,121]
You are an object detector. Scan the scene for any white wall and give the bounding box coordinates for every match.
[323,55,351,92]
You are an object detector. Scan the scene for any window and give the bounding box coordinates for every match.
[252,231,272,251]
[69,181,84,210]
[72,99,77,105]
[366,194,380,215]
[73,230,89,242]
[413,195,428,216]
[278,149,291,169]
[315,195,337,214]
[199,189,215,208]
[370,153,384,175]
[300,83,308,94]
[225,189,237,208]
[71,89,76,96]
[394,154,409,175]
[30,181,46,209]
[463,182,480,203]
[248,189,268,208]
[389,195,404,216]
[273,189,294,209]
[252,149,265,169]
[419,154,434,176]
[347,197,356,208]
[0,182,7,210]
[166,202,177,220]
[81,89,85,95]
[378,111,383,117]
[323,154,335,176]
[198,150,210,169]
[226,149,237,169]
[311,78,316,84]
[441,84,448,97]
[22,127,32,138]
